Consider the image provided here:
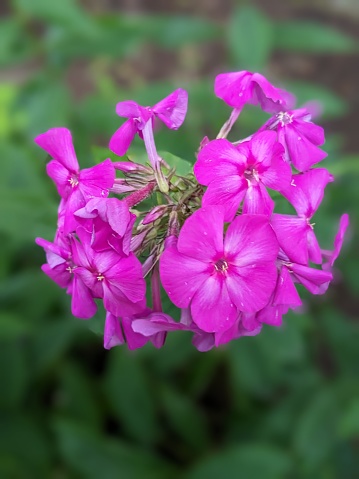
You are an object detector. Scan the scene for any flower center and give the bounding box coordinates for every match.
[214,259,229,274]
[96,273,105,281]
[276,111,293,127]
[68,175,79,188]
[244,167,259,183]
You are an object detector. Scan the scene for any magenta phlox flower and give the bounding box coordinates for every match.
[35,234,97,319]
[160,206,279,333]
[71,228,146,318]
[34,128,115,234]
[74,198,135,256]
[194,131,291,221]
[261,107,327,171]
[272,168,333,265]
[109,89,188,157]
[215,70,295,113]
[104,309,168,350]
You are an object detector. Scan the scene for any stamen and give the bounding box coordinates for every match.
[276,111,293,127]
[97,273,105,281]
[68,176,79,187]
[214,259,229,274]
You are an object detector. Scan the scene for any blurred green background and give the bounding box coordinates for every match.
[1,0,358,477]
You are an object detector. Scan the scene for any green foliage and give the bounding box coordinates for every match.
[227,6,273,71]
[1,2,358,478]
[274,21,358,53]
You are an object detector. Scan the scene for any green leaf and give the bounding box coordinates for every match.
[339,399,359,439]
[274,21,358,53]
[0,413,52,478]
[159,151,192,176]
[227,6,273,71]
[53,419,176,479]
[143,16,221,49]
[0,340,28,409]
[293,390,339,471]
[160,385,209,452]
[103,348,160,445]
[328,155,359,176]
[0,19,35,67]
[284,80,347,118]
[186,444,292,479]
[14,0,96,35]
[31,319,83,374]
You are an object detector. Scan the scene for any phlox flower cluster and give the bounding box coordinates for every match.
[35,70,349,352]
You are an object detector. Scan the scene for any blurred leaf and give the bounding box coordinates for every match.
[57,362,102,429]
[328,155,359,176]
[186,444,292,479]
[293,389,339,471]
[54,419,176,479]
[159,151,193,176]
[31,319,82,374]
[227,6,273,71]
[284,80,347,118]
[160,385,209,452]
[0,413,52,478]
[339,399,359,439]
[0,313,32,339]
[14,0,96,35]
[144,15,221,49]
[0,340,28,408]
[0,19,35,66]
[19,79,71,139]
[274,21,358,53]
[103,348,160,445]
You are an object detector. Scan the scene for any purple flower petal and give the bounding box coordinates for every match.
[226,262,277,313]
[71,275,97,319]
[109,120,138,156]
[160,247,210,308]
[177,206,225,261]
[195,139,246,185]
[202,177,247,222]
[243,182,274,216]
[271,214,309,265]
[191,275,238,333]
[104,313,125,349]
[225,214,279,266]
[153,88,188,129]
[34,127,79,172]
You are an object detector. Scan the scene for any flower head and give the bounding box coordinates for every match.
[160,206,279,333]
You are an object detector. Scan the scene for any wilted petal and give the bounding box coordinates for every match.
[153,88,188,129]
